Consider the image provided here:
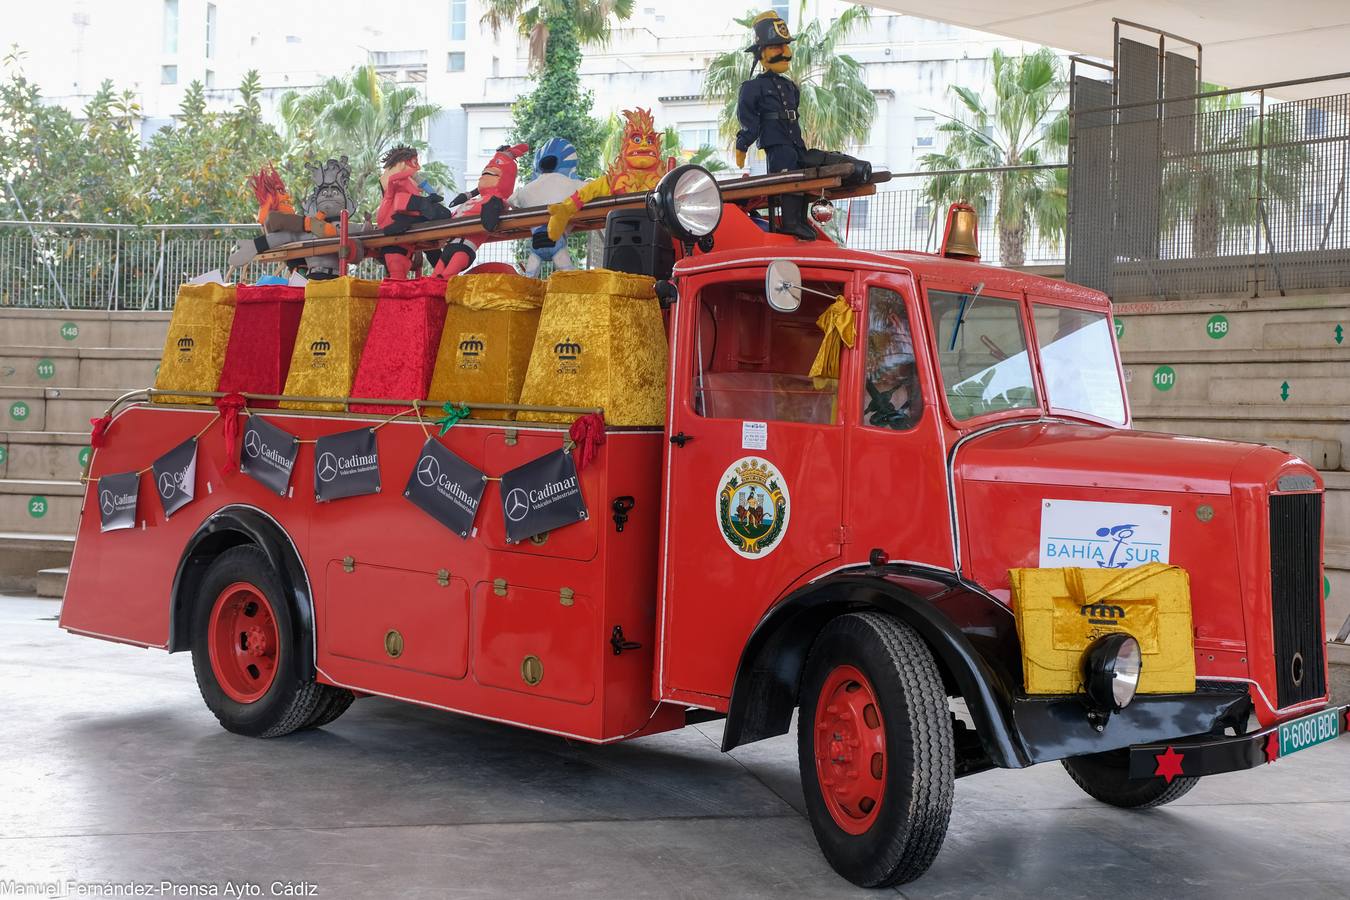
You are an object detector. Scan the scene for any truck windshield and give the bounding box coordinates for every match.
[928,289,1037,421]
[1032,305,1127,424]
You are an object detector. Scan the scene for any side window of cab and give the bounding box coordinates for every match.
[691,278,845,425]
[861,286,923,430]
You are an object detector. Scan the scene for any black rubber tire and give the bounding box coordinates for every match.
[1062,749,1200,808]
[190,545,325,738]
[798,612,955,888]
[302,685,356,730]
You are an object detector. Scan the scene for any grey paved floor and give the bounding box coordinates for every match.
[2,592,1348,900]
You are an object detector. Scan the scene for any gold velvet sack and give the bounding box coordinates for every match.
[152,282,237,404]
[427,273,544,420]
[1010,562,1196,696]
[281,277,380,411]
[518,269,667,425]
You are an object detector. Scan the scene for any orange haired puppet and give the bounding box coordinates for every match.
[545,108,670,240]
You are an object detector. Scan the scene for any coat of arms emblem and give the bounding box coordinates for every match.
[717,457,790,558]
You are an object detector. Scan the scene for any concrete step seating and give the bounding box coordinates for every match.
[0,345,161,390]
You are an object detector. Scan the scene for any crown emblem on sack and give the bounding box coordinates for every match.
[554,338,582,359]
[310,339,330,356]
[177,337,194,351]
[459,337,484,355]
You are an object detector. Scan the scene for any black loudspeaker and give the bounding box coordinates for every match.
[602,210,674,279]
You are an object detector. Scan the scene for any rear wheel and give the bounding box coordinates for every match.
[798,612,955,887]
[191,545,335,738]
[1062,749,1199,808]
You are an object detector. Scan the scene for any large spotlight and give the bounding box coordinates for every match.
[1082,633,1142,711]
[647,165,723,244]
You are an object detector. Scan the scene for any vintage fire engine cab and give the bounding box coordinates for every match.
[59,167,1348,888]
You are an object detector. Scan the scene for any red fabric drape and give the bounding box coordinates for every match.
[568,413,606,470]
[216,392,247,472]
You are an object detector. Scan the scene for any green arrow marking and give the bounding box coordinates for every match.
[28,496,47,519]
[1336,324,1344,345]
[9,401,29,421]
[60,322,79,341]
[1280,381,1290,401]
[1206,314,1229,340]
[1152,365,1176,392]
[36,359,55,380]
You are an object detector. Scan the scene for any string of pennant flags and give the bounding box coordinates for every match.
[86,394,605,544]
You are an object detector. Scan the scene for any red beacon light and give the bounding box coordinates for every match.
[940,201,981,261]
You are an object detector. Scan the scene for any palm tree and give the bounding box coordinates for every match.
[1160,89,1307,257]
[919,47,1068,267]
[703,5,876,156]
[483,0,635,70]
[278,66,449,214]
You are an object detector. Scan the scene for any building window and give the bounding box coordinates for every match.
[1304,201,1326,227]
[1306,106,1327,138]
[205,69,215,89]
[447,51,466,72]
[479,127,509,161]
[162,0,178,54]
[914,116,935,148]
[205,2,217,58]
[912,204,929,230]
[849,197,870,230]
[161,64,178,85]
[678,122,718,151]
[771,0,789,23]
[450,0,466,40]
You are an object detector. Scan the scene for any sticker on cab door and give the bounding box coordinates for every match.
[717,457,790,558]
[1039,499,1171,568]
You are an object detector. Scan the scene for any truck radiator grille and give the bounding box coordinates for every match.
[1268,493,1325,708]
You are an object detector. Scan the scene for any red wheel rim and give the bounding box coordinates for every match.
[207,581,280,704]
[813,664,887,835]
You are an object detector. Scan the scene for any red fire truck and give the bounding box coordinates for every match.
[59,166,1348,888]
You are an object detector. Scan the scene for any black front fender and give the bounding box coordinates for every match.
[168,505,315,679]
[721,567,1031,768]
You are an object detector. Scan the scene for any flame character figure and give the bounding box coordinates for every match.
[510,138,583,277]
[546,109,666,241]
[734,11,870,240]
[228,158,364,279]
[377,146,454,280]
[431,142,530,279]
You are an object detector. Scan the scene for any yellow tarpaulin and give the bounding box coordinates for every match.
[1010,562,1196,696]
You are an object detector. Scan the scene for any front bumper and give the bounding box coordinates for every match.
[1127,704,1350,780]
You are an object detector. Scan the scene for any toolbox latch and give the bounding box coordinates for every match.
[610,625,641,656]
[559,587,574,607]
[342,555,355,573]
[493,577,508,597]
[437,568,450,587]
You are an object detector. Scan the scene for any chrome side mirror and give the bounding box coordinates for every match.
[765,259,802,312]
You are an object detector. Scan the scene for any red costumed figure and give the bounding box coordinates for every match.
[431,143,530,279]
[377,146,453,280]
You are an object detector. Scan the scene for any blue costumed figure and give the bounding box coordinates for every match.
[509,138,583,277]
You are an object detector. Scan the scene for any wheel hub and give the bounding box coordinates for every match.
[814,664,886,834]
[206,582,280,704]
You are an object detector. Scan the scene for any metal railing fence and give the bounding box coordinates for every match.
[1068,71,1350,300]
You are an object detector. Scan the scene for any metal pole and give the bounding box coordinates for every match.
[4,177,71,309]
[159,227,167,311]
[1253,88,1266,298]
[110,228,120,310]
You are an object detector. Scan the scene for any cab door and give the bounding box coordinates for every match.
[657,265,855,703]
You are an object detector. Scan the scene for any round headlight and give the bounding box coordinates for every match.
[648,164,723,243]
[1083,633,1142,711]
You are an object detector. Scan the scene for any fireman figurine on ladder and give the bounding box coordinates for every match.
[735,11,871,240]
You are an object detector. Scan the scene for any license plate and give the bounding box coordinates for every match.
[1277,707,1343,757]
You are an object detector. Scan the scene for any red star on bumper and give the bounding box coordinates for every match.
[1154,746,1186,783]
[1264,731,1280,764]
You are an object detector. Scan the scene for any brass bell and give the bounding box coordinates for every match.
[941,202,980,260]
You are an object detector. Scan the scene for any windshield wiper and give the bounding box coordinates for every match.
[947,281,987,351]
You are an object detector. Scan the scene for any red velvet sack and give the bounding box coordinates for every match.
[350,278,449,414]
[217,284,306,408]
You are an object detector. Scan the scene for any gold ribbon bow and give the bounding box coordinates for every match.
[808,296,855,380]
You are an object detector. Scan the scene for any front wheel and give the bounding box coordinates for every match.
[798,612,955,888]
[190,545,338,737]
[1062,749,1199,808]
